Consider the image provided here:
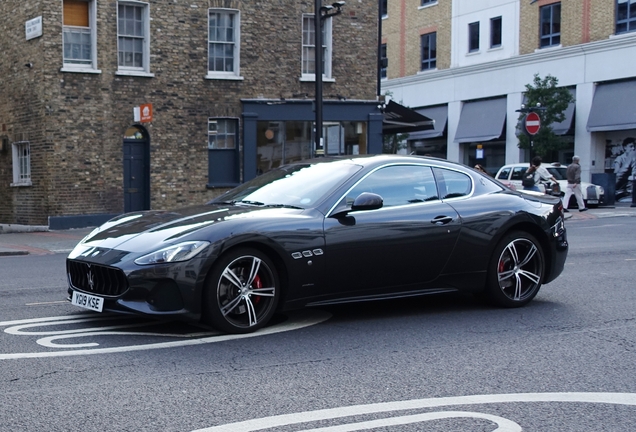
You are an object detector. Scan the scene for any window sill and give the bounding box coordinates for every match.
[205,74,244,81]
[610,31,636,39]
[300,75,335,83]
[417,68,438,74]
[466,50,480,56]
[418,2,438,10]
[488,45,503,52]
[115,70,155,78]
[535,44,561,53]
[10,181,32,187]
[60,67,102,74]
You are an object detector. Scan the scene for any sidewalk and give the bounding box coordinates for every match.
[1,203,635,256]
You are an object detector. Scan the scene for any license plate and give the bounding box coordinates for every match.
[71,291,104,312]
[587,199,598,204]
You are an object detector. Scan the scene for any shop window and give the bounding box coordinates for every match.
[208,118,239,186]
[11,141,31,186]
[63,0,98,71]
[539,3,561,48]
[208,9,241,79]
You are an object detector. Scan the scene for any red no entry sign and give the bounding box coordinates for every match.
[525,112,541,135]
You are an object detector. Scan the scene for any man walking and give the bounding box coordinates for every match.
[563,155,587,212]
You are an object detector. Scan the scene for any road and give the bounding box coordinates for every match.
[1,216,635,431]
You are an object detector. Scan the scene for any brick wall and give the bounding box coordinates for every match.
[383,0,451,79]
[520,0,615,55]
[0,0,378,225]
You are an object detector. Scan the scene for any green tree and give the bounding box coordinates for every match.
[517,74,574,158]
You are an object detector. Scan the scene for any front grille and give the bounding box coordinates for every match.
[67,260,129,297]
[586,186,598,201]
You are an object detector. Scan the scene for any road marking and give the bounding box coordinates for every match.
[193,392,636,432]
[0,310,330,360]
[26,301,68,306]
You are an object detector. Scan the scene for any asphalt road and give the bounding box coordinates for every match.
[1,215,635,431]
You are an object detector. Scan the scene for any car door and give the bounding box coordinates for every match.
[322,164,462,298]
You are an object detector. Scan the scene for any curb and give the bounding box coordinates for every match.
[0,224,49,234]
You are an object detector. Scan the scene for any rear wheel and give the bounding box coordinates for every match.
[486,231,544,308]
[204,248,280,334]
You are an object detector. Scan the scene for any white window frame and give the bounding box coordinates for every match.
[61,0,100,73]
[206,9,243,80]
[11,141,32,187]
[301,14,334,82]
[208,118,238,149]
[116,1,154,77]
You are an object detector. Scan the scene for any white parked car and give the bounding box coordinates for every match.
[495,162,604,207]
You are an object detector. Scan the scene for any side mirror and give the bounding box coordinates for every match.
[351,192,383,211]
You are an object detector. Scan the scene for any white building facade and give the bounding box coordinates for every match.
[382,0,636,202]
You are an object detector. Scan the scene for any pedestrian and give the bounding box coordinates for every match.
[563,155,588,212]
[522,156,558,192]
[474,164,489,175]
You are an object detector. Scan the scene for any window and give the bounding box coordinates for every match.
[381,0,388,18]
[380,43,387,79]
[63,0,97,70]
[540,3,561,48]
[11,142,31,186]
[302,14,332,80]
[490,16,502,48]
[421,0,437,5]
[208,119,239,186]
[420,32,437,70]
[345,165,439,208]
[468,22,480,52]
[616,0,636,34]
[208,9,241,79]
[208,119,237,149]
[117,2,151,74]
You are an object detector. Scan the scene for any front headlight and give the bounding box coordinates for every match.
[134,241,210,265]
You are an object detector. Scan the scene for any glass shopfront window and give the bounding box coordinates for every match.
[256,121,367,174]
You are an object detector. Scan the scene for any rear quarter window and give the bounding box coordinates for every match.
[496,167,511,180]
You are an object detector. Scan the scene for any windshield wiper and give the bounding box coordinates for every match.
[263,204,304,210]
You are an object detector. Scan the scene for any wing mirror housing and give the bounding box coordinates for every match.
[351,192,383,211]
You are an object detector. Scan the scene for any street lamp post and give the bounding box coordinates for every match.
[314,1,344,156]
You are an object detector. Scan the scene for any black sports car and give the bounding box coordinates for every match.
[67,155,568,333]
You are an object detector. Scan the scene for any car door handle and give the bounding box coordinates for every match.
[431,215,454,225]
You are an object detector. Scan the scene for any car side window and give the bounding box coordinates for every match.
[511,167,527,180]
[496,167,511,180]
[345,165,439,207]
[433,168,472,199]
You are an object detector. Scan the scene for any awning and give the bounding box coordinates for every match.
[587,80,636,132]
[382,100,435,134]
[454,97,506,143]
[407,105,448,140]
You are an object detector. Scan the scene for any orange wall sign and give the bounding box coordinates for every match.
[139,103,153,123]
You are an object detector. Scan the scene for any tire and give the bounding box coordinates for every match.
[203,248,280,334]
[485,231,544,308]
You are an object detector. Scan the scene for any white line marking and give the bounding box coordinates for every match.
[0,310,330,360]
[192,392,636,432]
[26,301,69,306]
[298,411,522,431]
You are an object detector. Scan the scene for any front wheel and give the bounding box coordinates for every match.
[485,231,544,308]
[203,248,280,334]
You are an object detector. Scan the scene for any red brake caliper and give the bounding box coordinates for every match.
[252,274,262,305]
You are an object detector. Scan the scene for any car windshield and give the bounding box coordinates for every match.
[210,160,363,209]
[547,167,567,180]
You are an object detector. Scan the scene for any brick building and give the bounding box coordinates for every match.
[0,0,384,227]
[382,0,636,203]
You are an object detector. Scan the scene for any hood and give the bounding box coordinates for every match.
[75,204,304,253]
